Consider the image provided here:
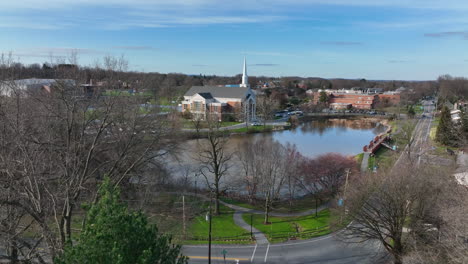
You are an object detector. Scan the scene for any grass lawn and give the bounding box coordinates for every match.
[355,153,364,166]
[242,209,331,243]
[368,146,396,171]
[182,120,242,129]
[220,197,257,210]
[220,195,325,214]
[230,125,273,133]
[185,204,252,245]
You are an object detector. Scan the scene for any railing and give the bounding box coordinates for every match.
[268,226,330,241]
[178,234,254,243]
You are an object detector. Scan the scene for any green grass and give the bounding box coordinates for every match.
[368,146,396,171]
[103,90,153,97]
[220,195,324,214]
[243,210,331,243]
[355,153,364,166]
[220,197,257,210]
[230,125,273,133]
[185,204,253,244]
[181,120,242,129]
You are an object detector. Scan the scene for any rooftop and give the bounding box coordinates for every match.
[185,85,248,99]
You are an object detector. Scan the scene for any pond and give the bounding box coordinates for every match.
[165,118,387,182]
[239,118,387,157]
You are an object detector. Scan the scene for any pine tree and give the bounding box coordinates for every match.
[460,110,468,142]
[408,105,416,118]
[56,177,187,264]
[436,106,457,146]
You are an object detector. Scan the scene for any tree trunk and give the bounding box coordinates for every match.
[264,194,270,224]
[214,181,220,215]
[9,241,18,264]
[392,237,404,264]
[215,192,220,215]
[60,202,74,247]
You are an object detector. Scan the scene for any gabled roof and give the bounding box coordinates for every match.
[197,92,214,99]
[185,86,248,99]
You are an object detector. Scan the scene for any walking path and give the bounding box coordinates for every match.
[233,212,269,244]
[361,152,370,173]
[170,192,329,244]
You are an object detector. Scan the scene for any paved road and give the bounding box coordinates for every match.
[183,233,385,264]
[393,100,435,168]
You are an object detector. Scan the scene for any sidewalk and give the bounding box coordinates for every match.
[233,212,269,244]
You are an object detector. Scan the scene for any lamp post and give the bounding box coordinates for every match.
[208,187,213,264]
[250,214,253,239]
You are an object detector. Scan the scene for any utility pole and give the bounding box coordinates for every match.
[341,169,351,224]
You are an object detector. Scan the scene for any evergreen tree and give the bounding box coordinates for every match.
[436,106,457,146]
[460,110,468,142]
[56,177,187,264]
[319,91,329,104]
[408,105,416,118]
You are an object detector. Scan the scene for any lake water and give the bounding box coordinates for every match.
[237,118,387,157]
[165,118,387,183]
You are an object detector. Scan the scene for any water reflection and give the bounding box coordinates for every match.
[165,118,386,181]
[235,118,387,157]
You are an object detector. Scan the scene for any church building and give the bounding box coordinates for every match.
[181,58,256,122]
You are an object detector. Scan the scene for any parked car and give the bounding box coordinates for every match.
[252,121,262,126]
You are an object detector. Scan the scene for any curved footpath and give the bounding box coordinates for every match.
[175,192,386,263]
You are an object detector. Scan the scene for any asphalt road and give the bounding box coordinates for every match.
[393,100,435,168]
[183,233,384,264]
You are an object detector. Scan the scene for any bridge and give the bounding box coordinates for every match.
[363,128,393,154]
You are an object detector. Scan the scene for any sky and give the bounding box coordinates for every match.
[0,0,467,80]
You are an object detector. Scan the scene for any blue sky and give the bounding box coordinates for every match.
[1,0,467,80]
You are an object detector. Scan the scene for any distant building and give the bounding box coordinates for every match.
[181,58,256,121]
[312,89,378,109]
[312,88,401,109]
[0,78,75,97]
[378,92,401,105]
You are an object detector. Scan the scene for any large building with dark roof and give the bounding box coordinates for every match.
[181,59,256,121]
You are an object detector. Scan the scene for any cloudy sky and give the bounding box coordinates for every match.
[1,0,467,80]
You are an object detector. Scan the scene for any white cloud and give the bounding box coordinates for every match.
[2,0,468,10]
[1,0,467,30]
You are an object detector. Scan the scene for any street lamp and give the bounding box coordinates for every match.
[207,186,214,264]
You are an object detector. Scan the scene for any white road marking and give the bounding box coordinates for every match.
[251,244,257,262]
[264,243,270,262]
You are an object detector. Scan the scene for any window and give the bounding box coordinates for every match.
[193,101,203,112]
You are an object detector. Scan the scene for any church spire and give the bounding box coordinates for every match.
[241,57,249,87]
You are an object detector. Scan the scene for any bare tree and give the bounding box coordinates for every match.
[0,55,179,261]
[339,165,448,264]
[256,95,279,126]
[283,143,302,212]
[400,120,416,163]
[236,141,260,204]
[242,138,287,223]
[196,117,233,215]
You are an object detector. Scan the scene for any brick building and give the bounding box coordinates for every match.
[312,89,401,109]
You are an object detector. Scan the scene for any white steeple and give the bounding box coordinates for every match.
[241,57,249,87]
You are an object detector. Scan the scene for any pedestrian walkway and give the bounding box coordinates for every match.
[170,191,329,245]
[233,212,269,244]
[360,152,370,173]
